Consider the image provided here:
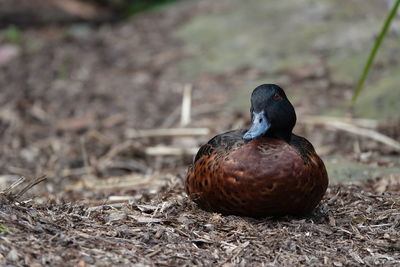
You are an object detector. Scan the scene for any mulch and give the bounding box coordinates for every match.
[0,177,399,266]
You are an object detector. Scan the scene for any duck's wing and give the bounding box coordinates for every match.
[193,129,247,164]
[290,134,318,164]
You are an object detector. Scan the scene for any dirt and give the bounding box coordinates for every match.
[0,0,399,266]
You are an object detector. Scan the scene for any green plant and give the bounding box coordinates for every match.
[352,0,400,103]
[4,25,22,44]
[0,224,13,234]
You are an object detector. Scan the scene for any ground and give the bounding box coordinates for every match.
[0,0,400,266]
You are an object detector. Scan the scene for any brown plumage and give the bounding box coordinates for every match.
[185,84,328,218]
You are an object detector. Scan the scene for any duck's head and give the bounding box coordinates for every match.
[243,84,296,142]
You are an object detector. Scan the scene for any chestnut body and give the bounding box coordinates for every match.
[185,130,328,217]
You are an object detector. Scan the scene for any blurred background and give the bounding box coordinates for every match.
[0,0,400,201]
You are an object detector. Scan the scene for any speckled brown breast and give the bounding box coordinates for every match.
[185,131,328,218]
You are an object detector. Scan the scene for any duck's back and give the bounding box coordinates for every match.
[185,130,328,217]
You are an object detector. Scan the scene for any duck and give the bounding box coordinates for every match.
[185,84,328,218]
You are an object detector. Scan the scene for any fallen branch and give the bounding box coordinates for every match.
[300,116,400,151]
[180,84,192,126]
[301,116,378,129]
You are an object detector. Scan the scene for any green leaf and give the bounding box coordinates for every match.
[352,0,400,103]
[0,224,13,235]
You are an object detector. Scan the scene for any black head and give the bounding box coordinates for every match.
[243,84,296,142]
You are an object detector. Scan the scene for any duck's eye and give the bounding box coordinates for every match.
[273,93,281,100]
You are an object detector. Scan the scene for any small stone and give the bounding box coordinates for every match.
[83,255,95,265]
[6,248,19,262]
[105,212,126,222]
[0,45,20,65]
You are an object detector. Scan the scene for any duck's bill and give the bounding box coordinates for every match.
[243,111,271,141]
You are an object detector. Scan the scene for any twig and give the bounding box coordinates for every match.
[0,175,47,203]
[87,202,127,212]
[80,136,91,171]
[180,84,192,126]
[97,140,141,169]
[0,176,25,196]
[108,195,135,202]
[87,129,113,145]
[100,159,148,173]
[300,116,400,151]
[146,248,163,258]
[301,116,378,129]
[14,175,47,200]
[61,167,89,177]
[220,241,250,266]
[125,128,210,139]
